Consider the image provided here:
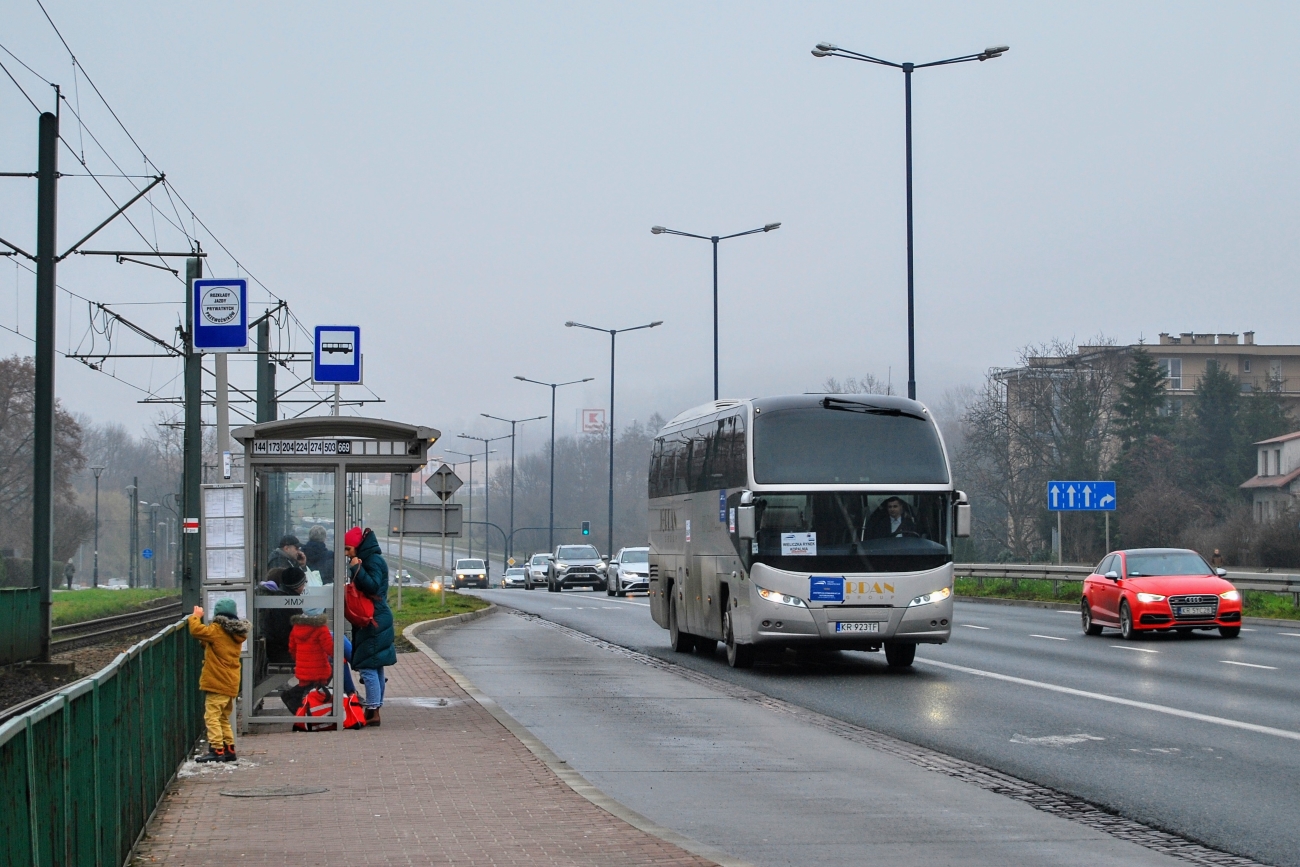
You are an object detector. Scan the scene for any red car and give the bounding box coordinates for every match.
[1081,548,1242,639]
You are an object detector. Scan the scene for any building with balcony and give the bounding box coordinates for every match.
[1239,431,1300,522]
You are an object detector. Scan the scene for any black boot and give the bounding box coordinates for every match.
[196,746,225,763]
[223,744,237,762]
[364,707,381,727]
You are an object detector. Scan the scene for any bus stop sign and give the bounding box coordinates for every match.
[313,325,362,384]
[192,279,248,351]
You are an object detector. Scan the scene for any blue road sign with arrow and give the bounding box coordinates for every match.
[1048,481,1116,511]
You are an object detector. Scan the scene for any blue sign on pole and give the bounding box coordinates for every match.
[1048,481,1116,511]
[192,279,248,351]
[313,325,362,384]
[141,548,154,560]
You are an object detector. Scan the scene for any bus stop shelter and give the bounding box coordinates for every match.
[209,417,438,729]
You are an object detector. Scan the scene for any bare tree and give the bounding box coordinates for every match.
[821,374,895,396]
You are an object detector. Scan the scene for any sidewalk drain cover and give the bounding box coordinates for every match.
[220,786,328,798]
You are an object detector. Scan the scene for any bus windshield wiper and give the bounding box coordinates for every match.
[820,396,926,421]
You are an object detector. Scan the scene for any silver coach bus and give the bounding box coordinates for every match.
[647,394,970,669]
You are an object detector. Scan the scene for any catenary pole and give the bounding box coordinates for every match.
[33,110,58,661]
[182,256,203,610]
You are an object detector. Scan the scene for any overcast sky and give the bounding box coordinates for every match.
[2,2,1298,456]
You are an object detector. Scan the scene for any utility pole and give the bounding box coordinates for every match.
[215,352,230,477]
[256,317,276,422]
[33,110,58,662]
[91,467,105,588]
[181,256,203,610]
[127,479,138,588]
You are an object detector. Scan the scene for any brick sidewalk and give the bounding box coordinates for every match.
[132,647,718,866]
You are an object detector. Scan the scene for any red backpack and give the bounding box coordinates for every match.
[293,687,335,732]
[342,693,367,730]
[344,582,376,629]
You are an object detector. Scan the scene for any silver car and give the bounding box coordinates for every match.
[607,546,650,596]
[501,566,527,589]
[547,544,606,592]
[524,553,553,590]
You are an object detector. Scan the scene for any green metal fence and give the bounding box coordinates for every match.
[0,617,203,867]
[0,587,42,665]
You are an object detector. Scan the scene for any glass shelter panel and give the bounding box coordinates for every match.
[251,466,338,718]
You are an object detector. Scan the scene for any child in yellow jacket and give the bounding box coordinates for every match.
[188,599,250,763]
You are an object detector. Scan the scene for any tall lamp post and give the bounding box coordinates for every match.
[482,413,547,561]
[651,223,779,400]
[91,466,105,588]
[126,480,138,588]
[811,41,1008,400]
[565,320,662,557]
[444,450,482,561]
[148,503,160,588]
[514,375,594,550]
[459,433,511,572]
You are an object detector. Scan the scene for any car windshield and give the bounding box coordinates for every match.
[531,555,550,564]
[621,550,649,564]
[1125,552,1212,577]
[505,568,524,575]
[457,559,485,570]
[752,401,948,484]
[741,491,952,574]
[557,546,599,559]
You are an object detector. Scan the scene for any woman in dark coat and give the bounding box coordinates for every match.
[346,526,394,725]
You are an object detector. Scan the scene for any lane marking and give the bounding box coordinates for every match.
[1221,660,1278,670]
[1241,628,1257,632]
[916,657,1300,742]
[961,624,990,630]
[1030,634,1068,641]
[1109,645,1158,654]
[1279,633,1300,638]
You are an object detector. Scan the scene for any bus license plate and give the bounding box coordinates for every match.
[835,622,880,633]
[1176,605,1215,617]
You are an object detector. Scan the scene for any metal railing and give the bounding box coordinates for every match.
[956,563,1300,604]
[0,588,41,665]
[0,616,202,867]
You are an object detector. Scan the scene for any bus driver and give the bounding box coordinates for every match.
[863,497,919,540]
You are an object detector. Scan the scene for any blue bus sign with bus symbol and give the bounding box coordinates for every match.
[313,325,362,384]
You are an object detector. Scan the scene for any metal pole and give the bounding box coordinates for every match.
[182,257,203,609]
[92,467,104,588]
[128,480,138,588]
[439,493,447,607]
[33,111,58,661]
[1057,511,1063,566]
[256,318,275,422]
[903,64,917,401]
[549,385,557,551]
[508,422,516,561]
[608,331,616,557]
[215,352,230,473]
[150,506,158,587]
[397,473,407,611]
[483,443,490,573]
[333,384,340,416]
[1105,512,1110,554]
[711,237,719,401]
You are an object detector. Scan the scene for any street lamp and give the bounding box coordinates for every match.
[149,503,160,588]
[459,433,511,571]
[651,223,779,400]
[126,480,138,588]
[514,375,595,550]
[811,41,1008,400]
[565,320,662,557]
[444,449,486,561]
[481,413,547,561]
[91,466,105,588]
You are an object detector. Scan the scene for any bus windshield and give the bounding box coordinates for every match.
[741,491,951,573]
[752,401,948,484]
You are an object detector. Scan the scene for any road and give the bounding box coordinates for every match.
[435,588,1300,867]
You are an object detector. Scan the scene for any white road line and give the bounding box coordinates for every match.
[915,658,1300,742]
[1030,634,1068,641]
[1241,628,1257,632]
[1109,645,1159,654]
[961,624,990,630]
[1278,633,1300,638]
[1221,660,1278,670]
[599,596,652,608]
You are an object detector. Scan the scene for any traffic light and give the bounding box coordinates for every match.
[581,521,590,536]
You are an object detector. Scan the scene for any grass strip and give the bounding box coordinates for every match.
[956,576,1299,620]
[50,588,180,627]
[387,587,489,651]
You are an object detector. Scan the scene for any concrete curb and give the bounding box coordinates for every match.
[957,594,1300,627]
[407,602,499,630]
[402,620,754,867]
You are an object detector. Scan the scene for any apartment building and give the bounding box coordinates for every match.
[1239,431,1300,522]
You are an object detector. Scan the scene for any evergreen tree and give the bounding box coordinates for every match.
[1189,361,1241,492]
[1113,344,1169,449]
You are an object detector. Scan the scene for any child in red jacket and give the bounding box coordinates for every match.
[282,608,333,714]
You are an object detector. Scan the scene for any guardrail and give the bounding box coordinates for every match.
[0,616,202,867]
[956,563,1300,604]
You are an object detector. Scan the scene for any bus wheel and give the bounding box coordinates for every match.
[724,610,755,669]
[884,641,916,668]
[669,595,695,653]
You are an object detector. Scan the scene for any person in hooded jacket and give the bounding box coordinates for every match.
[188,598,250,763]
[302,525,334,582]
[346,526,394,725]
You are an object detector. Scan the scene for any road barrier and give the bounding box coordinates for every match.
[0,617,202,867]
[956,563,1300,605]
[0,587,41,665]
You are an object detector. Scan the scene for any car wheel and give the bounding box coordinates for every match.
[1119,601,1137,640]
[669,593,695,653]
[724,608,755,668]
[606,581,615,596]
[1081,599,1103,635]
[884,641,917,668]
[1219,625,1241,639]
[617,585,627,598]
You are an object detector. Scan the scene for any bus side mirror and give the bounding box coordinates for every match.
[736,504,756,541]
[955,503,971,538]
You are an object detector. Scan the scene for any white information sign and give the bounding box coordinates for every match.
[781,532,817,557]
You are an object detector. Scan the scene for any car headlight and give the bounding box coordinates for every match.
[1136,592,1166,603]
[555,562,568,570]
[908,587,952,607]
[1220,590,1240,602]
[757,586,808,608]
[596,562,607,571]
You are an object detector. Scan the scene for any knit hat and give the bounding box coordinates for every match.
[280,566,307,593]
[278,534,301,549]
[344,527,363,548]
[214,598,238,619]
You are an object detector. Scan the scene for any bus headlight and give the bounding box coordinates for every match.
[1220,590,1240,602]
[909,587,951,607]
[757,586,808,608]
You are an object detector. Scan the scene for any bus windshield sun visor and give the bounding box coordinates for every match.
[819,396,927,422]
